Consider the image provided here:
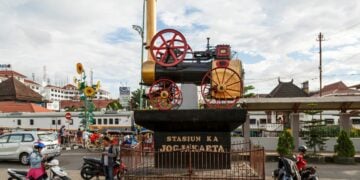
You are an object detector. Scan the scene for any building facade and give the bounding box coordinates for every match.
[0,111,133,131]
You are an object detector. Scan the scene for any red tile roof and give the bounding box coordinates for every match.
[62,84,77,89]
[0,77,43,102]
[60,99,115,109]
[24,79,40,85]
[0,70,27,78]
[349,84,360,89]
[0,101,52,113]
[312,81,360,96]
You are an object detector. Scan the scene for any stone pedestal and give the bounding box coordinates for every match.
[179,84,198,109]
[339,113,352,134]
[135,109,247,169]
[290,113,300,149]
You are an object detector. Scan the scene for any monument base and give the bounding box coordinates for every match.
[135,109,247,169]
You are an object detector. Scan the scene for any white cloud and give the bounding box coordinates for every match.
[0,0,359,99]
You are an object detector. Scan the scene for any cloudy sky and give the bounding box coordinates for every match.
[1,0,359,98]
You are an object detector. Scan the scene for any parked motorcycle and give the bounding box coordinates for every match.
[80,157,126,180]
[273,157,318,180]
[7,159,71,180]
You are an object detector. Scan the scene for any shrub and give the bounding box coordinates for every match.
[277,129,295,156]
[334,130,355,158]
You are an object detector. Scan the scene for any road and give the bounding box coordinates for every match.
[1,149,359,179]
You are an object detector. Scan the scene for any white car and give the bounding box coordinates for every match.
[0,131,61,165]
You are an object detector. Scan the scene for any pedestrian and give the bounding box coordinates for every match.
[101,136,117,180]
[82,130,90,147]
[76,128,83,144]
[0,128,3,135]
[59,125,66,145]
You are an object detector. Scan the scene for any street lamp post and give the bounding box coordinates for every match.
[132,0,146,110]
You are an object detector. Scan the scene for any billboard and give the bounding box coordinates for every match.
[119,87,130,108]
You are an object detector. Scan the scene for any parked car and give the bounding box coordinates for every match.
[0,131,61,165]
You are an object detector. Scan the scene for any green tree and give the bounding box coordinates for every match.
[302,103,328,154]
[243,85,255,98]
[334,130,355,157]
[106,100,123,111]
[277,130,295,156]
[129,88,149,110]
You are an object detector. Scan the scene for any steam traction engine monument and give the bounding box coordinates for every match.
[125,0,265,179]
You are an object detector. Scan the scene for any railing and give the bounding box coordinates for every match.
[120,141,265,179]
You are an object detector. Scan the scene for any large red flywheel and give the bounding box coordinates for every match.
[149,29,190,67]
[201,67,242,109]
[148,79,183,110]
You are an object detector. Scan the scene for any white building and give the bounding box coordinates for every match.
[43,84,79,102]
[0,111,133,131]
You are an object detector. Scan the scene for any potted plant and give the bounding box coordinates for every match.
[334,130,356,164]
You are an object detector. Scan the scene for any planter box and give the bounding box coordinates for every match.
[334,156,356,164]
[306,155,326,164]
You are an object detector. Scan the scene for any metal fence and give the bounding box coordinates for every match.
[120,141,265,179]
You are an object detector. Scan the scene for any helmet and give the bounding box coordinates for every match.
[34,142,46,149]
[298,145,307,153]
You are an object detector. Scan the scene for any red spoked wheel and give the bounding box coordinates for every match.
[148,79,183,110]
[150,29,190,67]
[201,67,242,109]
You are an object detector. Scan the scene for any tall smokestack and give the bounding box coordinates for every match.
[146,0,157,61]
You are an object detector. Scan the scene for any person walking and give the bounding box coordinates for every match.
[101,136,117,180]
[59,125,66,145]
[76,128,83,144]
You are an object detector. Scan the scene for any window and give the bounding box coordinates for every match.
[52,120,56,125]
[353,119,360,125]
[250,119,256,124]
[30,119,34,125]
[23,134,34,142]
[9,134,23,143]
[260,119,267,124]
[57,120,61,125]
[115,118,119,124]
[17,119,21,126]
[97,119,102,125]
[103,118,108,125]
[325,119,334,125]
[0,135,9,143]
[109,118,113,124]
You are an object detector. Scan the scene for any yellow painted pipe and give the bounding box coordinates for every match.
[146,0,156,61]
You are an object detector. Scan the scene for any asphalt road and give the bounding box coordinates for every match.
[1,149,360,179]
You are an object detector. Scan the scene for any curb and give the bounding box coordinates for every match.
[61,145,84,151]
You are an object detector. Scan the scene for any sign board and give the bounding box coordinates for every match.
[154,132,231,169]
[46,101,60,111]
[65,112,72,120]
[119,86,130,108]
[0,64,11,69]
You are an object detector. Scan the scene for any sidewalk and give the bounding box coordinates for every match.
[0,170,108,180]
[265,151,360,162]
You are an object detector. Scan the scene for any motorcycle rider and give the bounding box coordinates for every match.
[27,142,48,180]
[296,145,318,179]
[296,145,307,172]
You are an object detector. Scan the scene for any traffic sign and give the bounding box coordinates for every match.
[65,112,72,120]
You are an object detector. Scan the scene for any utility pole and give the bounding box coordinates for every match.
[316,32,324,97]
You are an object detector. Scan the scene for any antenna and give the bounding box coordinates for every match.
[32,73,35,81]
[43,66,47,83]
[90,69,93,85]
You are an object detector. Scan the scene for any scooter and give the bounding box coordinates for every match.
[7,159,71,180]
[80,157,127,180]
[273,156,319,180]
